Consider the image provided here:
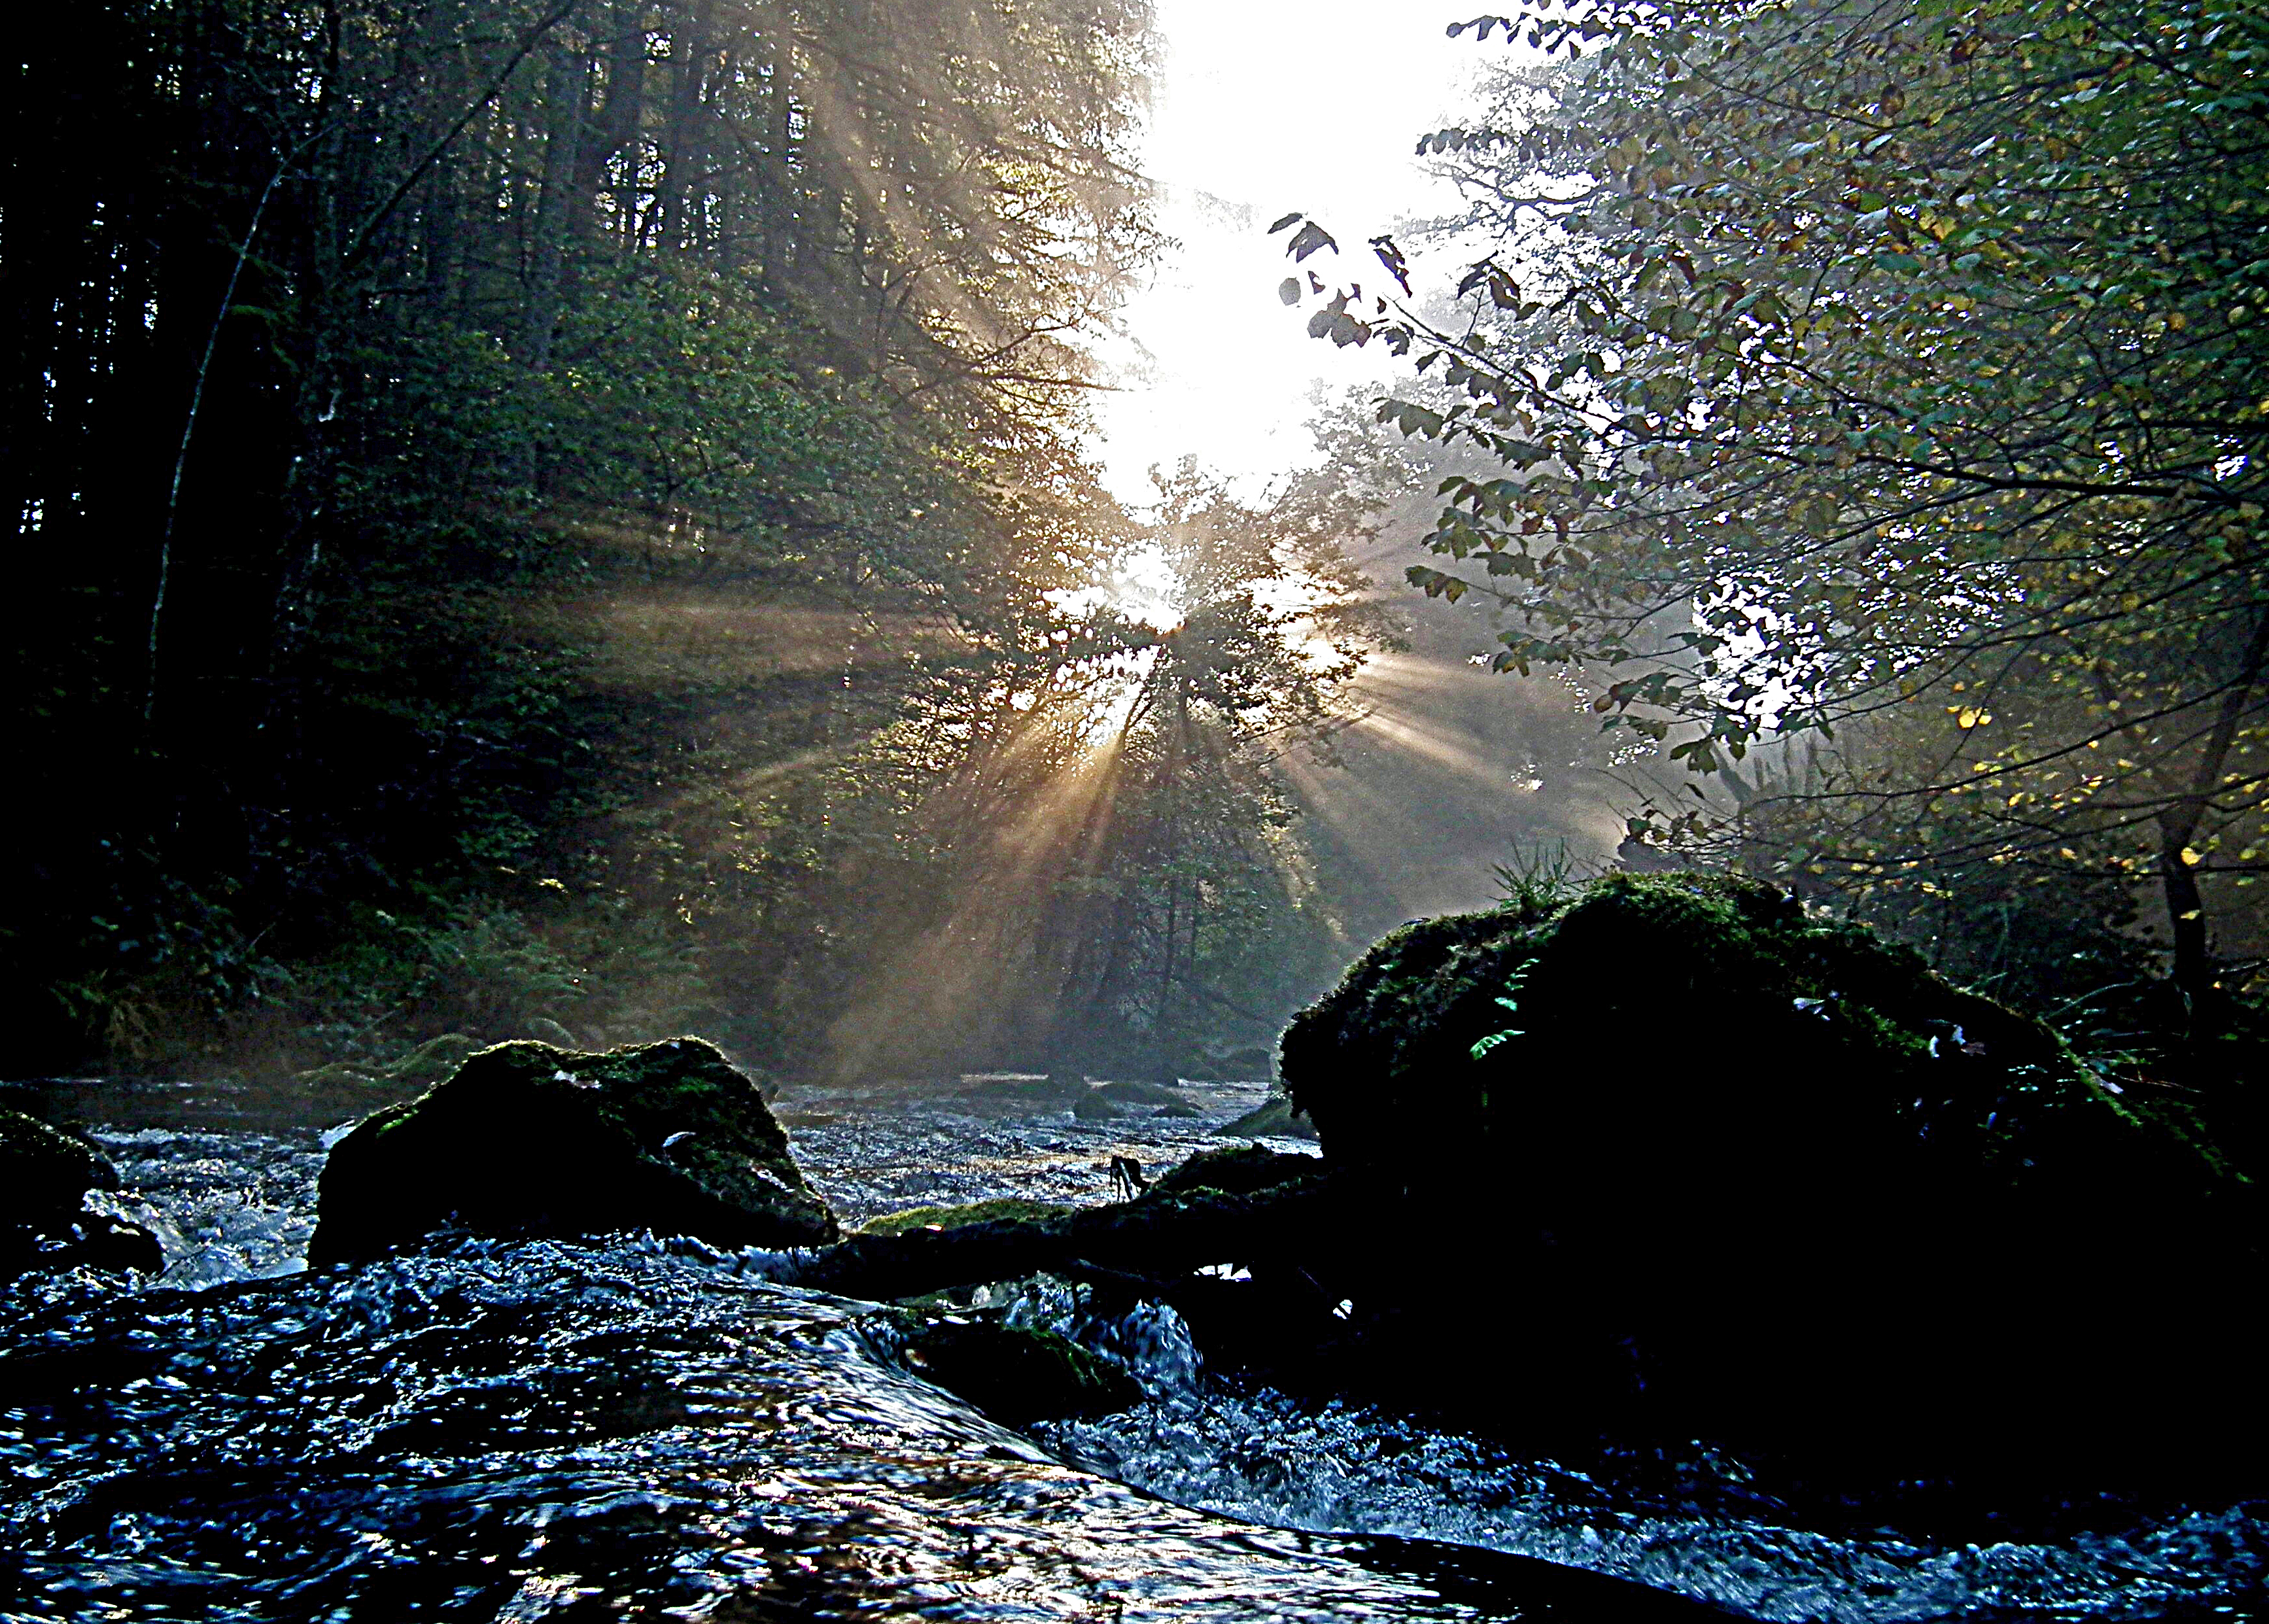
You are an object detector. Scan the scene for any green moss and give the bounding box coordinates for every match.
[364,1100,417,1140]
[311,1035,837,1262]
[1281,871,2245,1230]
[1151,1143,1319,1199]
[857,1198,1071,1236]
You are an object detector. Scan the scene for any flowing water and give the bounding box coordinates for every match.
[3,1073,2262,1623]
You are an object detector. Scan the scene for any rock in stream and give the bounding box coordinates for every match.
[310,1036,839,1262]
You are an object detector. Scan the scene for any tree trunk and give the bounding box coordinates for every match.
[262,0,347,753]
[2154,608,2269,1017]
[570,1,642,265]
[2159,825,2213,1007]
[763,18,796,290]
[517,40,585,379]
[654,0,712,254]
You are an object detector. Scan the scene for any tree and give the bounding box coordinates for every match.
[815,457,1397,1080]
[1287,0,2269,1009]
[4,0,1162,1067]
[1073,461,1391,1075]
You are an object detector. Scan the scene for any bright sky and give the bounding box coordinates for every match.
[1090,2,1487,504]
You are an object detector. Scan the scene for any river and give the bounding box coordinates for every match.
[3,1072,2260,1621]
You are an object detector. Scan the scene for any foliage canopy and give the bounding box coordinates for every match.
[1292,0,2269,1001]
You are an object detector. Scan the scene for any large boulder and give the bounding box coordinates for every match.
[1,1107,164,1277]
[310,1037,839,1262]
[1277,872,2262,1483]
[1283,872,2231,1211]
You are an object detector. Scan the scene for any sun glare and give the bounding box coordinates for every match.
[1088,0,1480,502]
[1052,542,1185,634]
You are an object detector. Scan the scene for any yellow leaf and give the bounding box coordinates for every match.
[2180,847,2203,866]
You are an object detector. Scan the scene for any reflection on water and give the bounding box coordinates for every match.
[2,1232,1700,1621]
[1,1073,2262,1621]
[1041,1385,2269,1623]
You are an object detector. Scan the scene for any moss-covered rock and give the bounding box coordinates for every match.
[897,1317,1140,1426]
[309,1037,838,1262]
[1151,1144,1318,1200]
[1277,872,2262,1478]
[1,1107,117,1211]
[1209,1043,1278,1079]
[1,1108,163,1278]
[859,1198,1071,1237]
[1285,872,2231,1219]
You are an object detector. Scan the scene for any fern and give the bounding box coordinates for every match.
[1468,961,1533,1061]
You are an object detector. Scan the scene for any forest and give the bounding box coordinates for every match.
[1295,0,2269,1102]
[7,0,1413,1086]
[8,0,2266,1111]
[6,0,2268,1617]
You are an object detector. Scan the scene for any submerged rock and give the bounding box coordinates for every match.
[1277,872,2263,1483]
[1213,1094,1316,1141]
[1,1107,163,1277]
[310,1037,838,1262]
[1095,1078,1186,1107]
[895,1317,1141,1426]
[956,1072,1084,1105]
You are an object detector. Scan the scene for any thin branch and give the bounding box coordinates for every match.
[146,160,286,733]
